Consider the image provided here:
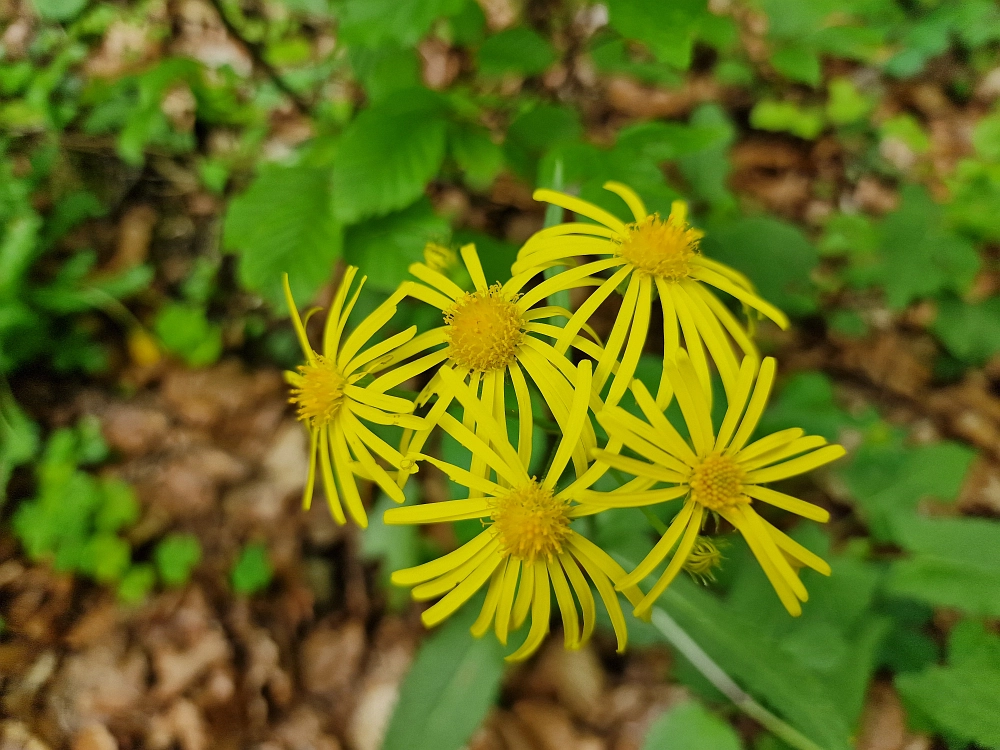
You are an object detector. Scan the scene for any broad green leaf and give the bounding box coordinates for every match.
[94,478,139,533]
[896,663,1000,749]
[231,542,274,595]
[949,619,1000,671]
[886,515,1000,617]
[504,104,582,181]
[223,165,342,312]
[973,112,1000,161]
[153,303,223,367]
[118,563,156,604]
[840,439,974,539]
[641,700,743,750]
[30,0,87,21]
[344,198,450,293]
[656,579,855,750]
[847,185,980,309]
[932,296,1000,365]
[770,46,821,86]
[155,533,203,587]
[450,124,504,190]
[336,0,467,47]
[879,114,930,154]
[749,101,825,140]
[701,216,819,316]
[332,89,448,224]
[349,45,420,103]
[948,159,1000,242]
[477,27,556,77]
[382,600,506,750]
[606,0,706,69]
[79,533,131,583]
[825,78,874,125]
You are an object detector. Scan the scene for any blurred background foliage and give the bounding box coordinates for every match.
[2,0,1000,748]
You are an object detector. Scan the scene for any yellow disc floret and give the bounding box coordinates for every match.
[689,453,747,511]
[289,355,346,426]
[491,481,572,562]
[445,284,524,372]
[616,213,703,281]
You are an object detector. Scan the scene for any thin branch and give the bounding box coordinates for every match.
[204,0,313,116]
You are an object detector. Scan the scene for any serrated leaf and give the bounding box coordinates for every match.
[932,296,1000,365]
[896,663,1000,749]
[641,700,743,750]
[450,124,504,190]
[344,198,450,293]
[332,89,448,224]
[336,0,467,47]
[382,600,506,750]
[605,0,706,69]
[477,27,556,77]
[847,185,980,309]
[700,216,819,316]
[886,515,1000,617]
[223,165,342,312]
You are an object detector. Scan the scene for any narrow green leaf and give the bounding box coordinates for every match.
[382,601,506,750]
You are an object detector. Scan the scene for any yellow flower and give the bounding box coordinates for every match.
[512,182,789,409]
[585,352,845,618]
[384,361,644,661]
[283,271,426,528]
[371,243,606,487]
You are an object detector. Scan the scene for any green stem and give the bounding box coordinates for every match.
[648,608,827,750]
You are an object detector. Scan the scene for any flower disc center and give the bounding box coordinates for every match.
[491,481,571,562]
[616,214,702,280]
[445,285,524,372]
[290,355,346,425]
[689,453,746,510]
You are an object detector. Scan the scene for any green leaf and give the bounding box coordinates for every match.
[350,45,421,103]
[94,478,139,533]
[879,114,930,154]
[641,700,743,750]
[825,77,874,126]
[118,563,156,604]
[847,186,980,310]
[382,600,506,750]
[155,533,203,587]
[30,0,88,21]
[770,46,821,86]
[79,533,132,583]
[973,112,1000,161]
[504,104,582,181]
[841,440,974,540]
[655,579,855,750]
[701,216,819,316]
[223,165,342,312]
[606,0,707,69]
[932,296,1000,365]
[886,515,1000,617]
[896,663,1000,749]
[332,89,449,224]
[749,101,825,140]
[337,0,467,47]
[0,395,39,502]
[450,124,504,190]
[344,197,450,293]
[477,27,556,77]
[153,303,223,368]
[361,488,420,610]
[231,542,274,595]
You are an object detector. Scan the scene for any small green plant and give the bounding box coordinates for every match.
[154,533,202,587]
[11,418,141,587]
[231,542,274,595]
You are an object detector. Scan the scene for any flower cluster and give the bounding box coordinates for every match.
[284,182,845,661]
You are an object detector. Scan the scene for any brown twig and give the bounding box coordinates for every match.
[204,0,313,117]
